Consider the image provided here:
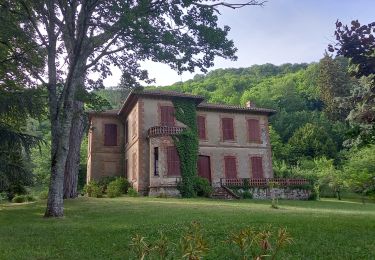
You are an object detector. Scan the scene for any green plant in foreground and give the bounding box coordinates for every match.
[129,234,151,260]
[227,225,293,260]
[153,231,172,259]
[180,221,209,260]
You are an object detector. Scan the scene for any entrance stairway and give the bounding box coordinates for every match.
[211,186,240,200]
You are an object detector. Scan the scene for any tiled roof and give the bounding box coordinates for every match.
[88,109,119,116]
[197,102,277,115]
[137,90,205,101]
[91,89,276,117]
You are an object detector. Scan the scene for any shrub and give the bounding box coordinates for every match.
[25,195,36,202]
[128,187,139,197]
[193,177,213,198]
[39,190,49,200]
[0,192,7,203]
[98,176,117,193]
[107,177,130,198]
[83,181,103,198]
[12,195,26,203]
[242,190,253,199]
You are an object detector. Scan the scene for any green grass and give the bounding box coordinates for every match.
[0,197,374,259]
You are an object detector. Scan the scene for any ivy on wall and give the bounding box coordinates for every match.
[172,98,199,197]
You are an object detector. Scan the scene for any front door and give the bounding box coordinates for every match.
[198,155,211,183]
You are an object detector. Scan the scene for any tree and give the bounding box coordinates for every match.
[317,54,351,120]
[288,123,336,161]
[2,0,265,217]
[328,20,375,145]
[0,3,46,200]
[343,145,375,199]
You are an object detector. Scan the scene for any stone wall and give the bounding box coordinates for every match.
[235,187,311,200]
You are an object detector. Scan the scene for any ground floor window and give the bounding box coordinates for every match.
[166,146,181,176]
[251,156,264,178]
[154,147,159,176]
[224,156,237,178]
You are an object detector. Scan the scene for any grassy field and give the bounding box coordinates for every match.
[0,197,374,259]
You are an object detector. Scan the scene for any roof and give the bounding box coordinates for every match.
[91,89,276,118]
[197,102,276,115]
[118,89,205,116]
[88,109,119,117]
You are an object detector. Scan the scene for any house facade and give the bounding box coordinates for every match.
[87,90,276,196]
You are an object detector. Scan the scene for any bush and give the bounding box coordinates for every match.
[193,177,213,197]
[12,195,26,203]
[39,190,49,200]
[107,177,130,198]
[98,176,117,193]
[83,181,103,198]
[25,195,36,202]
[128,187,139,197]
[242,190,253,199]
[0,192,7,203]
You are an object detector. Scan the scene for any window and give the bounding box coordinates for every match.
[104,124,117,146]
[224,156,237,178]
[166,146,181,176]
[154,147,159,176]
[251,156,264,178]
[160,106,175,126]
[197,115,206,140]
[247,119,261,143]
[222,118,234,141]
[125,120,129,144]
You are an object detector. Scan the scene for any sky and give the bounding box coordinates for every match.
[103,0,375,87]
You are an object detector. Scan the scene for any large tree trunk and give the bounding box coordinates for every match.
[63,100,85,199]
[45,100,75,217]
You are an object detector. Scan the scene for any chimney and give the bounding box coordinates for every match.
[245,100,256,108]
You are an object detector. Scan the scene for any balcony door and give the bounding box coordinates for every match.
[198,155,211,183]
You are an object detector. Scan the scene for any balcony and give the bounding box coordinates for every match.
[148,126,185,138]
[220,178,310,188]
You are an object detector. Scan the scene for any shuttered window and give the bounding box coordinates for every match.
[224,156,237,178]
[197,115,206,140]
[247,119,261,143]
[160,106,175,126]
[166,146,181,176]
[251,157,264,178]
[222,118,234,141]
[104,124,117,146]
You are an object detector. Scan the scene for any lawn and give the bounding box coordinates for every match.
[0,197,374,259]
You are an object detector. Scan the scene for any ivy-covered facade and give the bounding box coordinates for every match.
[87,90,276,196]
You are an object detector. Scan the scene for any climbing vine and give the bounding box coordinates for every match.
[172,98,199,197]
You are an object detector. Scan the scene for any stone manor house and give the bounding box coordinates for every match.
[87,90,276,196]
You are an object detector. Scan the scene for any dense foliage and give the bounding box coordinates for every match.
[172,99,199,197]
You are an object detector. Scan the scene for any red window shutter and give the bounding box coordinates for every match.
[251,157,264,178]
[167,147,181,176]
[224,156,237,178]
[104,124,117,146]
[197,116,206,140]
[161,106,175,126]
[248,119,261,143]
[222,118,234,141]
